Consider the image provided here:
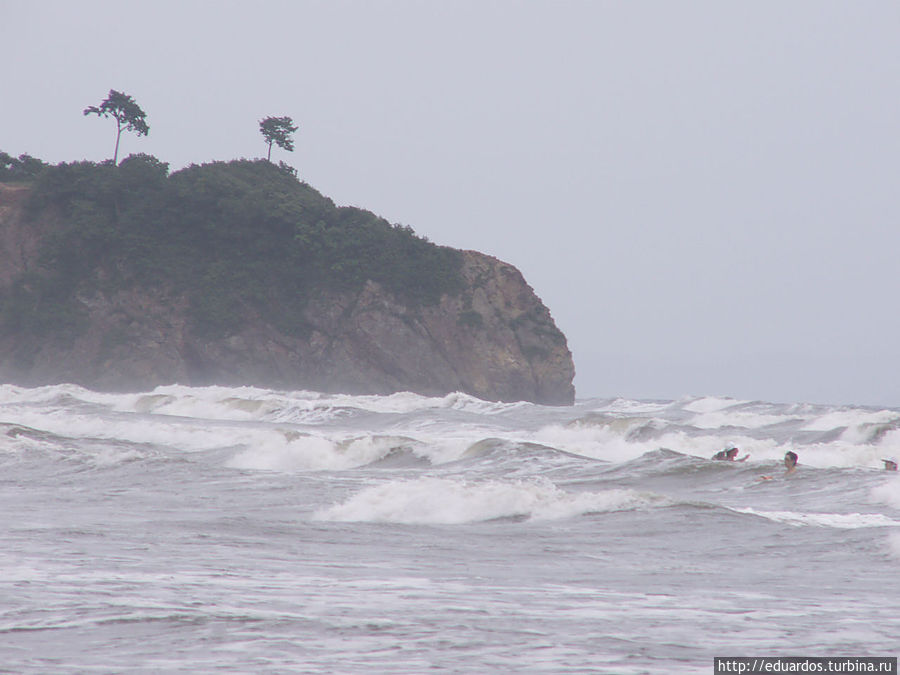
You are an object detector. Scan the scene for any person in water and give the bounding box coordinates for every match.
[761,451,798,480]
[712,446,749,462]
[883,458,898,471]
[783,451,798,474]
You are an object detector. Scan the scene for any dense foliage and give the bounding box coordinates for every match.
[0,152,47,181]
[2,155,463,338]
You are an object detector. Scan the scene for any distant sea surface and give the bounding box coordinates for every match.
[2,384,899,673]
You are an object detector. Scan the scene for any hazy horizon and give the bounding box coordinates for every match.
[2,1,899,407]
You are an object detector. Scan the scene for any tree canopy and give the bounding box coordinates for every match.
[83,90,149,164]
[259,116,298,161]
[0,152,46,181]
[7,155,462,340]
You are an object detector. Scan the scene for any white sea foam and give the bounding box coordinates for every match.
[887,532,900,559]
[108,385,528,423]
[1,407,236,455]
[530,422,786,465]
[530,423,659,463]
[763,441,897,470]
[533,415,896,469]
[680,396,750,414]
[123,385,321,421]
[688,410,793,430]
[2,383,899,671]
[801,408,900,433]
[870,476,900,510]
[733,507,900,529]
[2,384,899,472]
[227,434,349,472]
[877,426,900,450]
[325,390,529,415]
[0,397,471,471]
[313,477,657,524]
[0,382,93,404]
[227,433,443,472]
[87,445,149,466]
[602,398,673,415]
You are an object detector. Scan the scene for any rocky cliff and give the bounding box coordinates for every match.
[0,180,575,404]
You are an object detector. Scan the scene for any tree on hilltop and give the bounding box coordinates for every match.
[259,116,298,162]
[83,90,149,164]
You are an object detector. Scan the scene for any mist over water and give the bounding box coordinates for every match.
[2,384,899,673]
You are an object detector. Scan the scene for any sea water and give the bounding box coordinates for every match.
[1,384,898,673]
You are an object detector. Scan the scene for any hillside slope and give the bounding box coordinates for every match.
[0,158,575,404]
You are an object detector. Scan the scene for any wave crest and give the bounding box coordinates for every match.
[313,477,659,524]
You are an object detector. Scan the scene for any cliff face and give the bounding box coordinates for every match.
[0,183,575,404]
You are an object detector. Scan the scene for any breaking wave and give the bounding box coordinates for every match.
[731,507,900,529]
[2,384,900,474]
[313,477,660,524]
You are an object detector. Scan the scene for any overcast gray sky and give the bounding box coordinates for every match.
[2,1,899,406]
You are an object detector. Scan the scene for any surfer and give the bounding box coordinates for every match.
[760,451,798,480]
[712,446,749,462]
[883,458,898,471]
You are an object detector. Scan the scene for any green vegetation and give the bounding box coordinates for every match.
[0,152,47,182]
[259,116,298,162]
[1,154,463,340]
[83,90,149,163]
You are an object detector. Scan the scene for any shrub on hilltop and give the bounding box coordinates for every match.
[0,152,47,182]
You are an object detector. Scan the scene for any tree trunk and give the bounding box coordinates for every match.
[113,120,122,164]
[267,141,273,162]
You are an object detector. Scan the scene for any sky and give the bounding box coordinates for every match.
[2,1,899,407]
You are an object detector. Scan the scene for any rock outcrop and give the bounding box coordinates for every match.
[0,183,575,404]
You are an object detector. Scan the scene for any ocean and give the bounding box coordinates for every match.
[1,384,898,673]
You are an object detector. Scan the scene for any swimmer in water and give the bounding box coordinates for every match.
[783,451,798,474]
[883,458,898,471]
[760,451,798,480]
[712,446,749,462]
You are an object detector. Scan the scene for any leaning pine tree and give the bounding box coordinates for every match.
[83,89,149,164]
[259,116,298,162]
